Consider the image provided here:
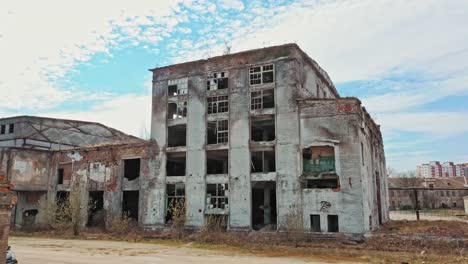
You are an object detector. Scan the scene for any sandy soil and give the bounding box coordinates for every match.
[390,211,468,223]
[9,236,364,264]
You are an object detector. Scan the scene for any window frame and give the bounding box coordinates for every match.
[206,183,229,210]
[249,64,274,86]
[168,77,188,96]
[207,95,229,114]
[207,71,229,91]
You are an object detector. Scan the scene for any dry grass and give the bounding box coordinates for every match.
[12,220,468,263]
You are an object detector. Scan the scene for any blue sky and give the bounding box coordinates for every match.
[1,0,467,172]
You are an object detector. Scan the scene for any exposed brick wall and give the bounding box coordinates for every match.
[0,173,15,261]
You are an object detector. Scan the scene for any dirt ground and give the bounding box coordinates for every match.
[390,211,468,223]
[9,236,364,264]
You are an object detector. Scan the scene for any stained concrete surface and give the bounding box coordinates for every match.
[10,236,364,264]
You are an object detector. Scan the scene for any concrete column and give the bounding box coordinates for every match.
[185,75,206,227]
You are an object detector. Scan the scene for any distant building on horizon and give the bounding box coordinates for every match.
[417,161,466,178]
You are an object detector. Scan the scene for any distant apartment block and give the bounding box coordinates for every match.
[417,161,466,178]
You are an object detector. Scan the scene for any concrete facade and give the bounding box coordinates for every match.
[149,44,388,233]
[1,44,388,235]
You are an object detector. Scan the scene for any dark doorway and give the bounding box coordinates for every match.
[327,215,339,232]
[310,214,321,232]
[251,181,277,230]
[88,191,104,227]
[122,191,139,221]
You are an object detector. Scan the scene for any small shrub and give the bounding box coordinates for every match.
[168,199,186,239]
[108,212,132,235]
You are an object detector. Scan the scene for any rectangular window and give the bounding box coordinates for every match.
[251,115,275,142]
[249,64,274,85]
[166,152,186,176]
[168,101,187,120]
[206,183,228,210]
[168,78,188,96]
[327,215,339,232]
[207,150,228,174]
[250,89,274,110]
[0,125,5,134]
[57,168,64,185]
[207,95,229,114]
[168,124,186,147]
[207,120,228,144]
[123,158,140,181]
[166,183,185,223]
[207,71,228,90]
[310,214,321,232]
[251,150,275,173]
[8,124,14,133]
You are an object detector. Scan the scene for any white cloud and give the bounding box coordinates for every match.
[0,0,181,110]
[218,0,244,11]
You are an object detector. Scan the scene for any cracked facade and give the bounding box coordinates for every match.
[1,44,388,234]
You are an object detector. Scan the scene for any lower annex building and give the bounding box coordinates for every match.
[1,44,388,234]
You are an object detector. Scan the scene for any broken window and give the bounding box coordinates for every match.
[310,214,321,232]
[207,120,228,144]
[8,124,14,133]
[251,150,275,173]
[123,158,140,181]
[328,215,339,232]
[57,168,64,184]
[166,183,185,223]
[251,89,274,110]
[166,152,186,176]
[249,64,274,85]
[0,124,5,134]
[168,77,188,96]
[57,164,72,185]
[168,125,186,147]
[207,95,229,114]
[303,146,338,189]
[207,71,228,90]
[206,183,228,210]
[207,150,228,174]
[122,191,139,220]
[168,101,187,120]
[251,116,275,142]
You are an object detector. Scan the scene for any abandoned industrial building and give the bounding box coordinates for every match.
[1,44,388,234]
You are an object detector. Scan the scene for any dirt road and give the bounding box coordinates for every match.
[10,236,364,264]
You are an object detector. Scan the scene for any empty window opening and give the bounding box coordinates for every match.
[207,120,228,144]
[251,116,275,142]
[250,64,274,85]
[207,150,228,174]
[123,158,140,181]
[207,95,229,114]
[168,125,186,147]
[251,89,274,110]
[166,183,185,223]
[56,191,69,206]
[252,181,277,230]
[122,191,139,221]
[207,71,228,90]
[168,77,188,96]
[0,125,5,134]
[56,191,71,223]
[206,183,228,210]
[168,101,187,120]
[88,191,104,227]
[306,178,339,189]
[22,209,39,227]
[8,124,14,133]
[310,214,321,232]
[327,215,339,232]
[58,164,72,185]
[166,152,186,176]
[57,168,64,184]
[251,150,275,173]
